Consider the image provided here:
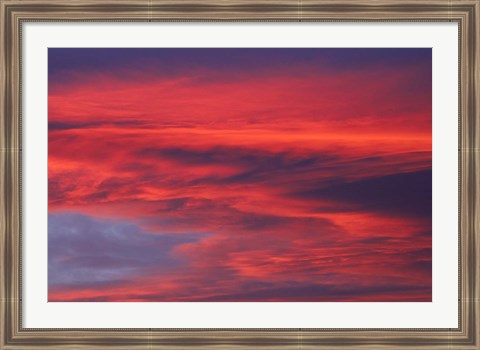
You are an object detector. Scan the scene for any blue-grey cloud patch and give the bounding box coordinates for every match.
[48,212,202,289]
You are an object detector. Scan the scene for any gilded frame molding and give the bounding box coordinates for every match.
[1,1,479,349]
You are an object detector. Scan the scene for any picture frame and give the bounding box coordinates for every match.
[1,0,478,349]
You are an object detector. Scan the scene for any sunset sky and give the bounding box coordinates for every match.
[48,48,432,302]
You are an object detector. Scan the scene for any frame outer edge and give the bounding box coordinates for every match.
[2,1,23,348]
[0,0,479,349]
[470,0,480,348]
[1,2,12,349]
[460,0,480,349]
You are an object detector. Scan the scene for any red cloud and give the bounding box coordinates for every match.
[48,53,432,302]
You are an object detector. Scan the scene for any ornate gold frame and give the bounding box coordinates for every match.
[1,1,479,349]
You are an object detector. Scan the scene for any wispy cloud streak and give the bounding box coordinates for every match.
[48,48,432,302]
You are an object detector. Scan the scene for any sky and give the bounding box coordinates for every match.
[48,48,432,302]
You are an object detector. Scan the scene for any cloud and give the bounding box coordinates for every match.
[48,48,432,302]
[291,169,432,219]
[48,213,202,291]
[48,209,431,302]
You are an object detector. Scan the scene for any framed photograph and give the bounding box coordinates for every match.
[1,0,478,349]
